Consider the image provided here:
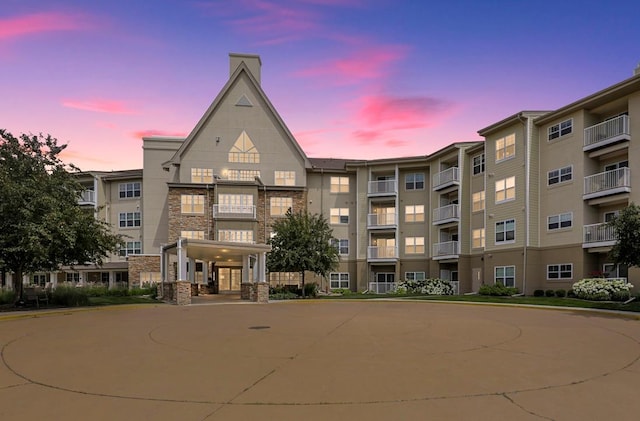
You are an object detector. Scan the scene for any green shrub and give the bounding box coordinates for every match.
[303,282,318,297]
[269,291,298,300]
[331,288,353,295]
[545,289,555,297]
[479,282,518,296]
[555,289,566,298]
[533,289,545,297]
[51,286,89,307]
[567,289,576,298]
[0,289,16,305]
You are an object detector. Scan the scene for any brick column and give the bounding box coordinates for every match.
[241,283,251,300]
[256,282,269,303]
[176,281,191,305]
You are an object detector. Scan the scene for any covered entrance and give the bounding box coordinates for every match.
[217,267,243,292]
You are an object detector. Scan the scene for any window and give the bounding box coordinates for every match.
[275,170,295,186]
[495,176,515,203]
[66,272,80,284]
[548,118,573,140]
[405,205,424,222]
[495,134,515,162]
[218,194,254,214]
[548,213,572,230]
[119,241,141,256]
[330,273,350,289]
[495,219,515,243]
[191,168,213,183]
[181,230,205,240]
[405,237,425,254]
[218,230,253,243]
[227,169,260,181]
[331,239,349,255]
[181,194,205,214]
[140,272,161,285]
[473,154,485,175]
[32,274,46,287]
[547,264,573,280]
[228,131,259,163]
[270,197,292,217]
[330,208,349,224]
[119,212,141,228]
[604,211,620,222]
[119,182,141,198]
[495,266,515,287]
[548,166,573,185]
[472,228,485,248]
[405,272,425,281]
[330,176,349,193]
[405,173,425,190]
[472,191,485,212]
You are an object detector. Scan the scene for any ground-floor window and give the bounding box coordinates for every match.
[66,272,80,284]
[32,274,47,286]
[329,273,349,289]
[140,272,161,285]
[547,264,572,280]
[405,272,425,281]
[494,266,515,287]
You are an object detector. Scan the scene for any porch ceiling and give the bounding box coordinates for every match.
[163,239,271,262]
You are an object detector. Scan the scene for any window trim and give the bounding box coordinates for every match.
[181,194,205,214]
[274,170,296,186]
[547,212,573,231]
[119,182,141,199]
[330,176,350,193]
[118,211,141,228]
[331,239,349,255]
[548,118,573,141]
[472,227,485,249]
[472,190,485,212]
[495,219,515,244]
[330,208,350,225]
[548,165,573,186]
[405,173,425,191]
[472,153,485,175]
[405,272,426,281]
[270,197,293,217]
[495,176,515,203]
[547,263,573,280]
[191,168,213,184]
[405,204,425,223]
[495,265,515,287]
[329,272,350,289]
[404,236,425,254]
[495,134,516,163]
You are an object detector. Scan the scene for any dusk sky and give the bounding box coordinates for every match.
[2,0,640,171]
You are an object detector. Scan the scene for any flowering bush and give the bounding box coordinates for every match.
[478,282,518,296]
[571,278,634,301]
[394,278,454,295]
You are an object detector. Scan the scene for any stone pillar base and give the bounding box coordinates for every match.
[255,282,269,303]
[176,281,192,305]
[241,283,252,300]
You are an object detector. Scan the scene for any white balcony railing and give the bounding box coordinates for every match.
[432,241,459,258]
[583,223,617,246]
[433,204,460,224]
[79,189,96,204]
[433,167,460,190]
[367,212,397,228]
[212,204,256,219]
[368,282,397,294]
[583,168,631,199]
[368,179,397,195]
[367,246,398,259]
[584,115,630,150]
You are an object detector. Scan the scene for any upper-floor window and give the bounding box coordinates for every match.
[472,191,485,212]
[191,168,213,183]
[548,166,572,185]
[119,212,141,228]
[119,241,141,257]
[547,264,573,280]
[405,237,425,254]
[472,154,485,175]
[275,170,295,186]
[548,212,572,230]
[228,131,259,163]
[405,173,424,190]
[472,228,485,249]
[119,182,140,199]
[270,197,292,217]
[495,134,515,162]
[495,176,515,203]
[548,119,573,141]
[330,176,349,193]
[227,169,260,181]
[405,205,424,222]
[330,208,349,224]
[331,239,349,255]
[218,229,253,243]
[181,194,205,214]
[495,219,515,244]
[181,230,205,240]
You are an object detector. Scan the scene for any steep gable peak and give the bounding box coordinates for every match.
[229,53,261,85]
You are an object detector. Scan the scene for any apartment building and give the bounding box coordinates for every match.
[29,54,639,295]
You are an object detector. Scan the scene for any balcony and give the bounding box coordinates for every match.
[212,204,256,219]
[583,223,616,249]
[433,204,460,225]
[433,167,459,191]
[432,241,459,260]
[584,115,630,152]
[368,179,397,196]
[583,168,631,200]
[78,189,96,205]
[367,246,398,260]
[367,212,397,229]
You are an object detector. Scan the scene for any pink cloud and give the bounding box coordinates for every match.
[0,12,91,40]
[62,99,136,114]
[132,129,188,139]
[352,129,382,145]
[58,149,116,167]
[384,139,409,148]
[357,94,453,130]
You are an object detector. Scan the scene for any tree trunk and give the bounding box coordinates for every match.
[301,271,305,298]
[12,267,24,303]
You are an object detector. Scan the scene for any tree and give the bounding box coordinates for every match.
[267,209,339,296]
[608,203,640,269]
[0,130,122,301]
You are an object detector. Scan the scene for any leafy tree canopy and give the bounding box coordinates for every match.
[0,130,122,298]
[267,209,339,295]
[608,202,640,268]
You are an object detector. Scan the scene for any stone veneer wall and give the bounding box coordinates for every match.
[127,255,161,288]
[168,187,213,243]
[256,189,307,243]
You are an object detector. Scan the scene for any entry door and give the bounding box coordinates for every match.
[218,268,242,292]
[472,268,482,292]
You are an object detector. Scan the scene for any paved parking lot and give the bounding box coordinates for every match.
[1,300,639,420]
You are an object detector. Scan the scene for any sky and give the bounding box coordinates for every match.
[2,0,640,171]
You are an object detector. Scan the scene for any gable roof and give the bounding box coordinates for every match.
[164,59,310,169]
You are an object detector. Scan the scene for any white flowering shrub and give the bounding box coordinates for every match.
[571,278,634,301]
[394,278,454,295]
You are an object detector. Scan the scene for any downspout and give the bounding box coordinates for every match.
[206,184,211,240]
[517,113,530,295]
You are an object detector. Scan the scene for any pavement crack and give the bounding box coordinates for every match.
[502,393,556,420]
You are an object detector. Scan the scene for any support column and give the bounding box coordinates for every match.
[177,239,187,282]
[108,271,115,290]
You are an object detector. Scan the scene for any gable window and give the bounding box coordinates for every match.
[548,119,573,140]
[472,191,485,212]
[218,230,253,243]
[405,237,425,254]
[119,241,141,256]
[331,239,349,255]
[329,273,350,289]
[473,154,485,175]
[330,176,349,193]
[495,219,515,243]
[495,134,515,162]
[181,194,205,214]
[191,168,213,183]
[119,212,141,228]
[405,272,426,282]
[548,212,572,230]
[472,228,485,248]
[275,170,295,186]
[270,197,292,217]
[119,182,141,198]
[495,176,515,203]
[228,131,259,163]
[547,264,573,280]
[405,205,424,223]
[405,173,425,190]
[495,266,515,287]
[181,230,205,240]
[548,166,572,185]
[330,208,349,224]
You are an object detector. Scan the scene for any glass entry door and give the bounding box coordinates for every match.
[218,268,242,292]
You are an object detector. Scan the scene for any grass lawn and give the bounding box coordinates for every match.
[88,295,160,306]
